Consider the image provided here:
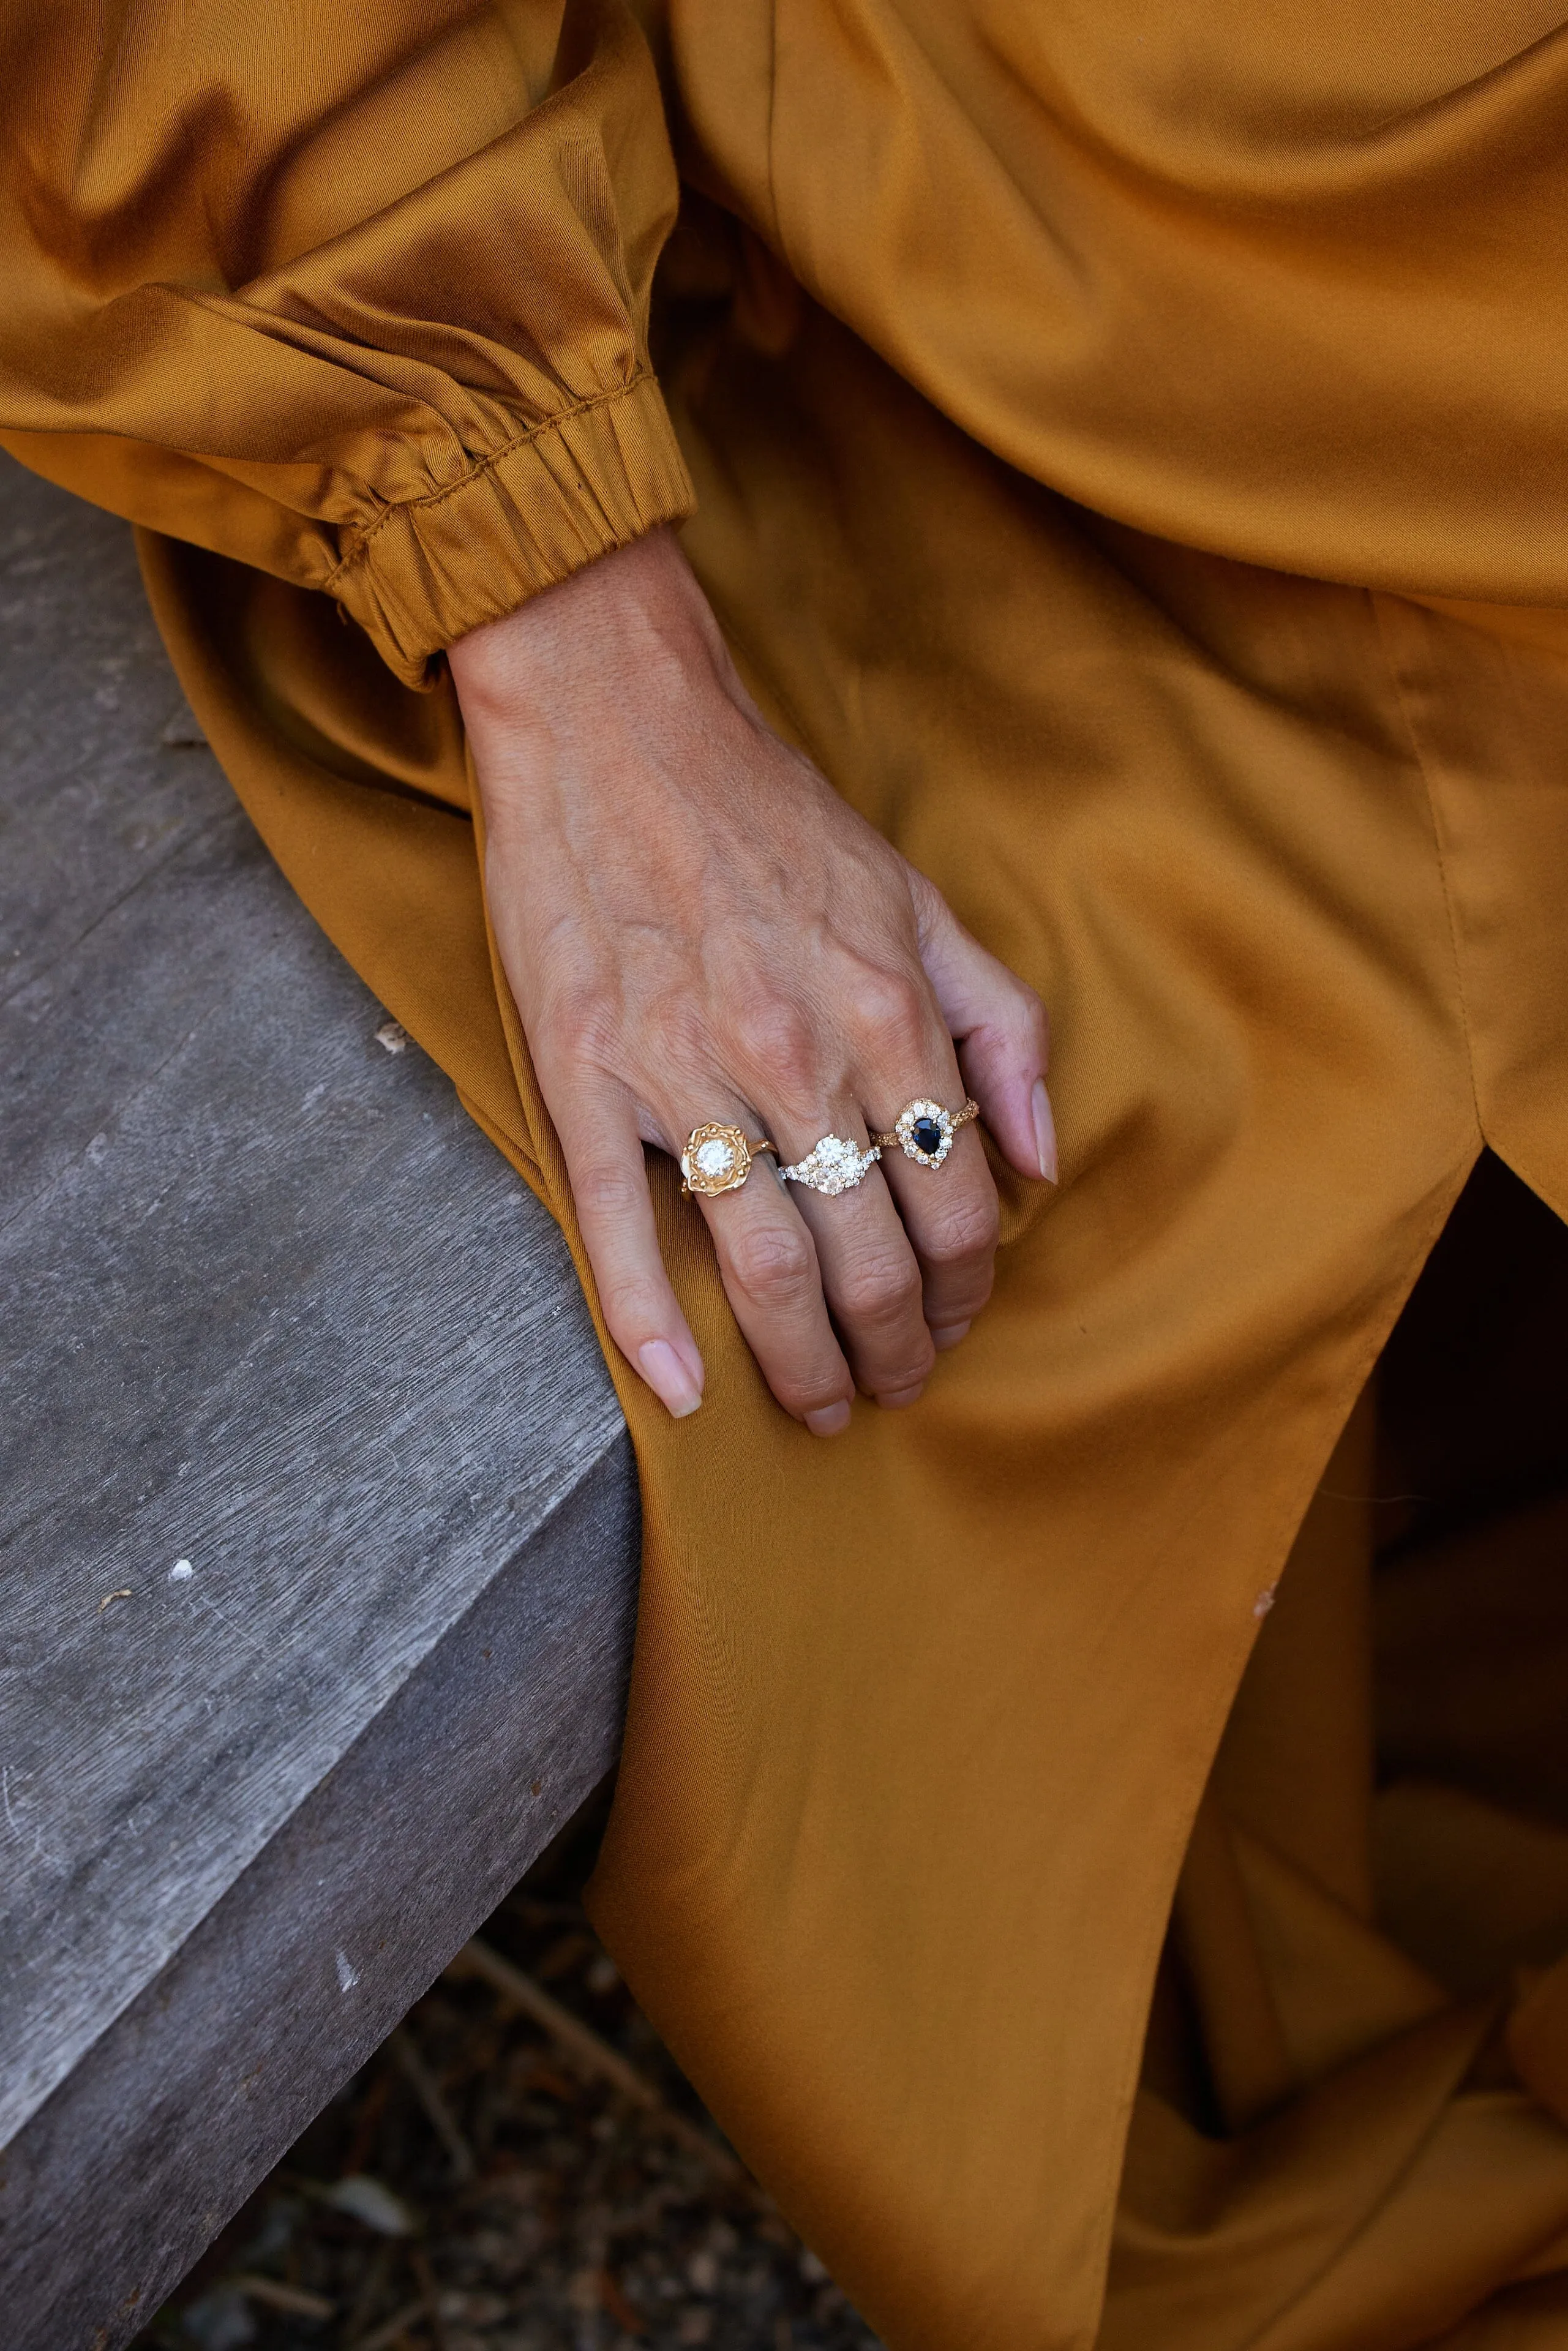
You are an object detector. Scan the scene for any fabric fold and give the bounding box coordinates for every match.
[0,0,690,656]
[10,1,1568,2345]
[327,372,694,683]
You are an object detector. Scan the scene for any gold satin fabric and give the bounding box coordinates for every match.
[6,4,1568,2344]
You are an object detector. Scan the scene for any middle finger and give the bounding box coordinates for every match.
[771,1111,936,1405]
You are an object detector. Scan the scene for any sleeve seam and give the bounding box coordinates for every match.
[323,369,655,594]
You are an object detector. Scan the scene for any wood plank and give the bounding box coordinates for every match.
[0,459,639,2347]
[3,1466,636,2351]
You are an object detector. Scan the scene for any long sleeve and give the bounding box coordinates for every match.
[0,0,693,683]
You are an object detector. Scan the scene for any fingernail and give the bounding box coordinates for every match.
[876,1383,926,1410]
[931,1321,970,1352]
[637,1338,702,1419]
[1032,1078,1059,1183]
[805,1400,852,1438]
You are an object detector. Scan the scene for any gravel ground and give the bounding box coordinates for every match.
[130,1799,882,2351]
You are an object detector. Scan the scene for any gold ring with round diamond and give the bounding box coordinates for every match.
[778,1134,882,1196]
[871,1097,980,1169]
[680,1122,776,1197]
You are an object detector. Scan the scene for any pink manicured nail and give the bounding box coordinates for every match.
[805,1400,852,1437]
[1032,1078,1059,1183]
[931,1322,970,1352]
[637,1338,702,1419]
[876,1384,926,1409]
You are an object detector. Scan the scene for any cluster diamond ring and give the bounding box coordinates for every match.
[871,1097,979,1170]
[680,1123,776,1197]
[778,1134,881,1197]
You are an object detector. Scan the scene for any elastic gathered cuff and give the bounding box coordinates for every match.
[328,372,696,686]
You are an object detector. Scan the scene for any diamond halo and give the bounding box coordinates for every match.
[893,1098,956,1168]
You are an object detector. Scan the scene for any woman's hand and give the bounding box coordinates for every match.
[449,528,1055,1433]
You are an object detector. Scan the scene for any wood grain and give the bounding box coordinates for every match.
[0,460,638,2347]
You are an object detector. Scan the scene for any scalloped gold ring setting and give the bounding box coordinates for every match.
[680,1123,776,1197]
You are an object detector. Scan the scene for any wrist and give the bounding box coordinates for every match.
[447,526,712,726]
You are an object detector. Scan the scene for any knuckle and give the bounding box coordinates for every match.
[1010,978,1051,1058]
[780,1371,853,1417]
[922,1187,1000,1267]
[727,1219,817,1310]
[855,968,930,1061]
[601,1272,669,1337]
[543,984,618,1064]
[839,1245,924,1327]
[727,994,819,1092]
[572,1158,647,1224]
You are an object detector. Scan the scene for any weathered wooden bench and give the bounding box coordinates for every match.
[0,457,639,2351]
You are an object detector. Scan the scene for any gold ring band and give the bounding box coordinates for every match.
[871,1097,980,1168]
[680,1123,777,1196]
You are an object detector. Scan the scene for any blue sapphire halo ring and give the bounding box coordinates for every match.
[872,1097,980,1170]
[778,1134,882,1196]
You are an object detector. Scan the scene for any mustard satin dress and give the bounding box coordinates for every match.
[6,4,1568,2342]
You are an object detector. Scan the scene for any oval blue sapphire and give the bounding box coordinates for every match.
[911,1114,945,1158]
